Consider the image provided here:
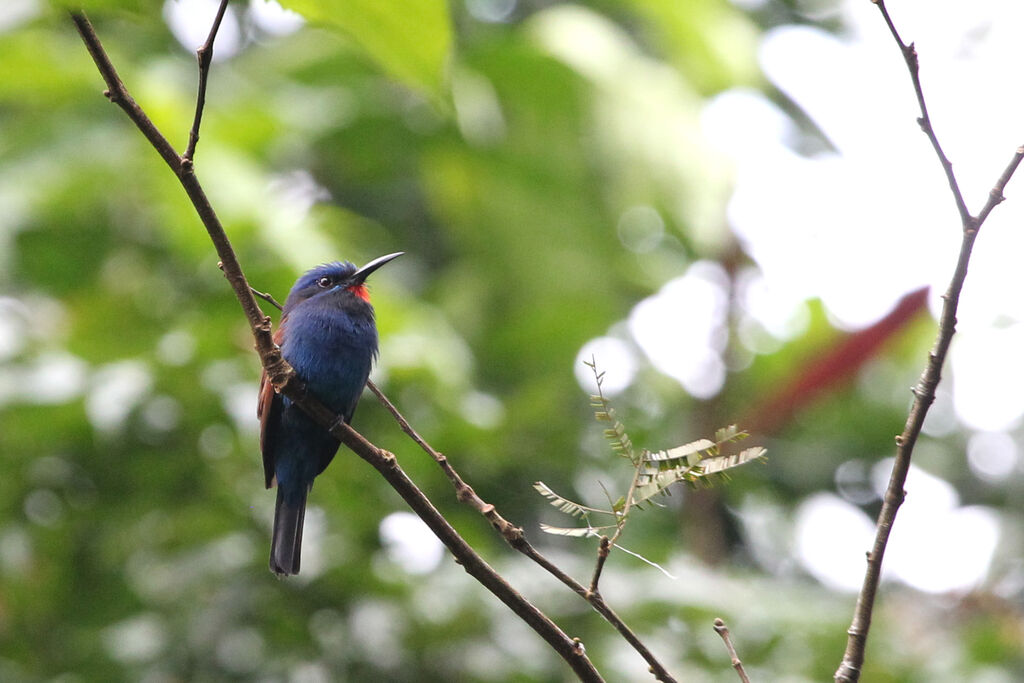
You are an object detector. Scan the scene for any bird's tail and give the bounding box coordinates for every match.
[270,485,307,576]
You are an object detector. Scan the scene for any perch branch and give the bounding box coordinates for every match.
[70,10,602,682]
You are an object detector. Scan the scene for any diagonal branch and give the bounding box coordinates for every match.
[835,4,1024,682]
[70,10,603,682]
[872,0,971,227]
[366,382,679,683]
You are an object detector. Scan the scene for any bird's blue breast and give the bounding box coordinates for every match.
[281,303,377,414]
[271,298,378,500]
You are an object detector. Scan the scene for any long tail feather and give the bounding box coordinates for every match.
[270,486,307,576]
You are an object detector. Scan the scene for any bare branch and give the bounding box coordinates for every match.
[184,0,230,161]
[368,381,679,683]
[713,618,751,683]
[71,10,603,682]
[588,536,612,595]
[218,261,284,311]
[836,4,1024,681]
[872,0,970,226]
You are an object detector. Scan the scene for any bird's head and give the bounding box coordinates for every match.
[283,252,403,315]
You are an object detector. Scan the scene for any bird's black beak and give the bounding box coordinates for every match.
[351,251,403,285]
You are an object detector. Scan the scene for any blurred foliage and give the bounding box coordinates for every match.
[0,1,1022,682]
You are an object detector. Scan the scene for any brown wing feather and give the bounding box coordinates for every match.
[258,326,287,489]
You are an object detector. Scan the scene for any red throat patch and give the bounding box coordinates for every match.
[348,283,370,302]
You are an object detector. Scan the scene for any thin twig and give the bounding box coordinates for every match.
[835,4,1024,681]
[588,536,612,595]
[873,0,971,227]
[183,0,230,162]
[366,381,679,683]
[217,261,285,310]
[70,11,603,682]
[713,618,751,683]
[251,287,283,311]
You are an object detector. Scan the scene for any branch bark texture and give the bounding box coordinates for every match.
[836,3,1024,681]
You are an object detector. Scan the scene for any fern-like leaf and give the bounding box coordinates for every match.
[533,482,613,517]
[539,523,616,537]
[697,446,767,476]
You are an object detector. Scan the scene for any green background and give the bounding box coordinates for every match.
[1,0,1021,681]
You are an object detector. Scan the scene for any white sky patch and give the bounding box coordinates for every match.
[949,324,1024,431]
[872,461,1000,593]
[379,512,444,575]
[798,460,1002,594]
[86,361,153,433]
[249,0,304,36]
[101,613,168,664]
[221,382,260,436]
[706,1,1024,427]
[0,0,37,33]
[794,493,876,592]
[18,352,87,405]
[163,0,241,60]
[459,390,505,429]
[574,336,638,397]
[628,261,729,399]
[967,431,1019,483]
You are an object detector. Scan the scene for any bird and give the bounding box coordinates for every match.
[257,252,402,576]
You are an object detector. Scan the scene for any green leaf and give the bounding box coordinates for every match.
[539,524,613,538]
[533,482,612,518]
[646,439,715,466]
[697,447,768,477]
[714,424,747,444]
[280,0,452,100]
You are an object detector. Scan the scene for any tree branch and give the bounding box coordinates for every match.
[184,0,230,162]
[366,381,679,683]
[70,10,603,682]
[713,618,751,683]
[872,0,971,226]
[835,3,1024,681]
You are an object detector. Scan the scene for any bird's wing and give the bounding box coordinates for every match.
[258,326,287,489]
[314,358,372,477]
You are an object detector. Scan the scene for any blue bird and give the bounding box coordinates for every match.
[258,252,402,576]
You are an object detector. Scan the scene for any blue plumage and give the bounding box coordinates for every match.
[258,253,402,576]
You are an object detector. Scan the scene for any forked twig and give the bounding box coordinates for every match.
[835,3,1024,681]
[366,382,679,683]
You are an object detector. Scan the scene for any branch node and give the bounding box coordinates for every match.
[713,617,751,683]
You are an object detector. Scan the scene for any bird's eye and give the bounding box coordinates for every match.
[317,276,332,288]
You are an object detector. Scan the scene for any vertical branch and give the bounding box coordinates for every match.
[835,3,1024,681]
[184,0,231,162]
